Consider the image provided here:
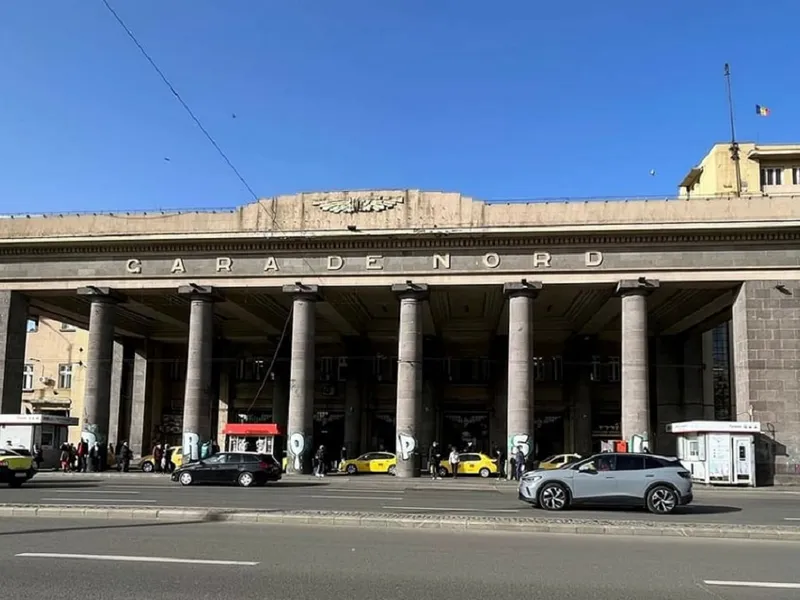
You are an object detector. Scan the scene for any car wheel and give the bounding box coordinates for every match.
[387,465,397,476]
[238,472,255,487]
[438,467,449,478]
[346,464,358,475]
[8,479,24,488]
[479,467,491,478]
[178,472,193,486]
[538,482,569,511]
[141,461,154,473]
[646,485,678,514]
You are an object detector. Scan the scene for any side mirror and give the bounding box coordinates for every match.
[578,464,596,473]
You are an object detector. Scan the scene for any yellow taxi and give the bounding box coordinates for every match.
[339,452,397,475]
[0,448,36,487]
[438,452,499,478]
[536,453,582,470]
[138,446,183,472]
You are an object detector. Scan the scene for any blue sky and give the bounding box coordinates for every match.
[1,1,797,214]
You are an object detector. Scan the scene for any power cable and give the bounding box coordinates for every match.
[99,0,320,408]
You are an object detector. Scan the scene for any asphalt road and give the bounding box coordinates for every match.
[1,474,798,525]
[0,518,798,599]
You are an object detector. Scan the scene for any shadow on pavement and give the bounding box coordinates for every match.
[568,504,742,516]
[269,481,329,488]
[13,483,102,489]
[0,519,209,538]
[672,504,742,515]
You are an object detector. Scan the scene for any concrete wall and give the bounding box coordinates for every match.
[4,191,800,241]
[732,281,800,483]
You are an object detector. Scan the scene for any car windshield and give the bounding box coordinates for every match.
[540,455,558,463]
[0,448,29,457]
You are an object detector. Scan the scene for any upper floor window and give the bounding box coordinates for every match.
[58,364,73,389]
[760,167,783,188]
[22,364,34,391]
[793,167,800,186]
[60,322,76,332]
[26,317,38,333]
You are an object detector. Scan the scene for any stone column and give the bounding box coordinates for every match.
[178,285,218,463]
[272,370,290,433]
[701,329,716,420]
[616,279,659,450]
[0,291,28,414]
[78,287,123,471]
[128,345,149,457]
[107,341,125,449]
[282,284,319,475]
[391,283,429,478]
[215,369,231,451]
[344,377,361,459]
[504,281,540,468]
[343,338,366,460]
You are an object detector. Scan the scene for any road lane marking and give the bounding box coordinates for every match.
[382,506,520,513]
[15,553,259,566]
[704,580,800,590]
[311,495,403,500]
[55,490,141,495]
[39,498,155,503]
[783,517,800,521]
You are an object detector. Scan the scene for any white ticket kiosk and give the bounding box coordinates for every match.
[666,420,760,487]
[0,414,79,469]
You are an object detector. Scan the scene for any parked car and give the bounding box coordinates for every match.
[0,448,36,487]
[518,452,693,514]
[438,452,499,478]
[535,453,582,470]
[172,452,281,487]
[339,452,397,475]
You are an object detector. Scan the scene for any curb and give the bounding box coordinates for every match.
[2,504,800,541]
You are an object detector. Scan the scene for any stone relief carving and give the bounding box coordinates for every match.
[312,194,405,214]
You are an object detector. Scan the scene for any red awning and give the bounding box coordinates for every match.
[222,423,282,437]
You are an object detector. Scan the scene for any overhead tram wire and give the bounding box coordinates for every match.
[100,0,317,403]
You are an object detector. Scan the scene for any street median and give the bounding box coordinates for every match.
[1,503,799,541]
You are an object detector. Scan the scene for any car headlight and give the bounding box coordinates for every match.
[521,473,542,483]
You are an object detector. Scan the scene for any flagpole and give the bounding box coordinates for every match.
[724,63,742,197]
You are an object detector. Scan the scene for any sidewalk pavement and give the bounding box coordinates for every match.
[2,504,800,541]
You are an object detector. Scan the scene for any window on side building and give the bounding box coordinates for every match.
[22,364,34,391]
[58,364,73,389]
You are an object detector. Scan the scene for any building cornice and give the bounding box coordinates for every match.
[0,226,799,257]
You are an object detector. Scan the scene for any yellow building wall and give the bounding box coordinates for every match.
[22,317,89,445]
[681,142,800,197]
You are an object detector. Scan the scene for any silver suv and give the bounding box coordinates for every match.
[518,452,693,515]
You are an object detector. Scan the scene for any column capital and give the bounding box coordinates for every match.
[78,286,126,304]
[615,278,660,297]
[178,284,222,302]
[503,280,542,299]
[391,282,429,301]
[282,283,321,301]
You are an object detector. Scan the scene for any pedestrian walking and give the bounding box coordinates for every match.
[33,444,43,470]
[59,443,70,473]
[514,445,526,481]
[449,447,460,479]
[117,442,132,472]
[428,441,441,479]
[314,445,327,477]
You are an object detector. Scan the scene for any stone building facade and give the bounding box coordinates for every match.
[0,189,796,481]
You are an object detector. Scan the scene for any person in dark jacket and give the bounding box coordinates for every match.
[314,445,327,478]
[428,442,441,479]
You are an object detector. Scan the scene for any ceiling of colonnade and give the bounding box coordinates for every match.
[27,282,737,353]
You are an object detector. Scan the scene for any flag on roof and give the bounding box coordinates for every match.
[756,104,770,117]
